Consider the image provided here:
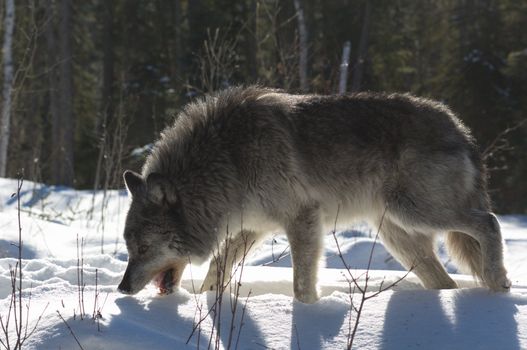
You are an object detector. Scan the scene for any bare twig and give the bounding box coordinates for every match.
[187,217,255,349]
[331,203,412,350]
[262,236,290,266]
[197,27,238,93]
[15,177,23,348]
[483,119,527,162]
[92,269,105,332]
[1,176,48,349]
[56,311,84,350]
[234,291,252,350]
[22,302,49,343]
[76,234,86,320]
[227,232,254,350]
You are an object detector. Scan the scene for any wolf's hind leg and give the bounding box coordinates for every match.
[201,230,264,292]
[445,231,483,279]
[285,204,323,304]
[451,211,510,292]
[380,220,458,289]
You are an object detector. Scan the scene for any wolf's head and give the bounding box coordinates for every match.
[118,170,194,295]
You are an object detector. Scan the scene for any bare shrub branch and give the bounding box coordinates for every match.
[331,204,413,349]
[0,176,48,349]
[483,119,527,172]
[56,311,84,350]
[187,216,254,349]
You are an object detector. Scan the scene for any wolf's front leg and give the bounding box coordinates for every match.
[201,230,263,292]
[285,204,323,304]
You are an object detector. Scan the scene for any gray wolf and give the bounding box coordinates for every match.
[117,86,510,303]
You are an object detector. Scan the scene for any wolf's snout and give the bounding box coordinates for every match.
[117,278,134,294]
[118,267,138,294]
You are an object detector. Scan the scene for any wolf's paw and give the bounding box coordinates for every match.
[484,268,511,292]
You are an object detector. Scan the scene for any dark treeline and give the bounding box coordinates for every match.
[1,0,526,213]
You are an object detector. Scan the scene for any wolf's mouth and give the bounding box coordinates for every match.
[153,268,175,295]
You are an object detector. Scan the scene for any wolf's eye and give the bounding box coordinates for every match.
[138,245,149,254]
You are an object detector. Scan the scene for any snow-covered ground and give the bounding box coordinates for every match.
[0,177,526,349]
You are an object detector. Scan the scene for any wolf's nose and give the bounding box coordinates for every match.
[117,280,133,294]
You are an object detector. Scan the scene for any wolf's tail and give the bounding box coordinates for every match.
[445,231,483,281]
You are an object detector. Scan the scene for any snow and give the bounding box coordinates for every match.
[1,177,527,349]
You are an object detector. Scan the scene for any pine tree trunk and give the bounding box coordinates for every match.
[187,0,204,66]
[57,0,75,186]
[338,41,352,94]
[245,0,258,82]
[293,0,308,92]
[351,0,372,92]
[170,0,183,85]
[44,0,75,186]
[101,0,114,125]
[0,0,15,177]
[44,1,61,184]
[93,0,114,192]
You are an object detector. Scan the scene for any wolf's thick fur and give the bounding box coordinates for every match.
[118,86,510,303]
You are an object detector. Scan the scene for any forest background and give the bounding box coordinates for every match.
[0,0,526,213]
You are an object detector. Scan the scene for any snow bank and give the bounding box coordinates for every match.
[1,178,526,349]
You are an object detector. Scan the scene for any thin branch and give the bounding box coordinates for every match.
[262,237,290,266]
[56,311,84,350]
[22,302,49,342]
[16,177,24,347]
[483,119,527,161]
[234,291,252,350]
[331,202,412,350]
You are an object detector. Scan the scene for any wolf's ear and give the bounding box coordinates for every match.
[145,173,177,206]
[123,170,145,197]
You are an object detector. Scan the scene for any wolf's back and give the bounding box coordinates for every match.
[144,87,486,216]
